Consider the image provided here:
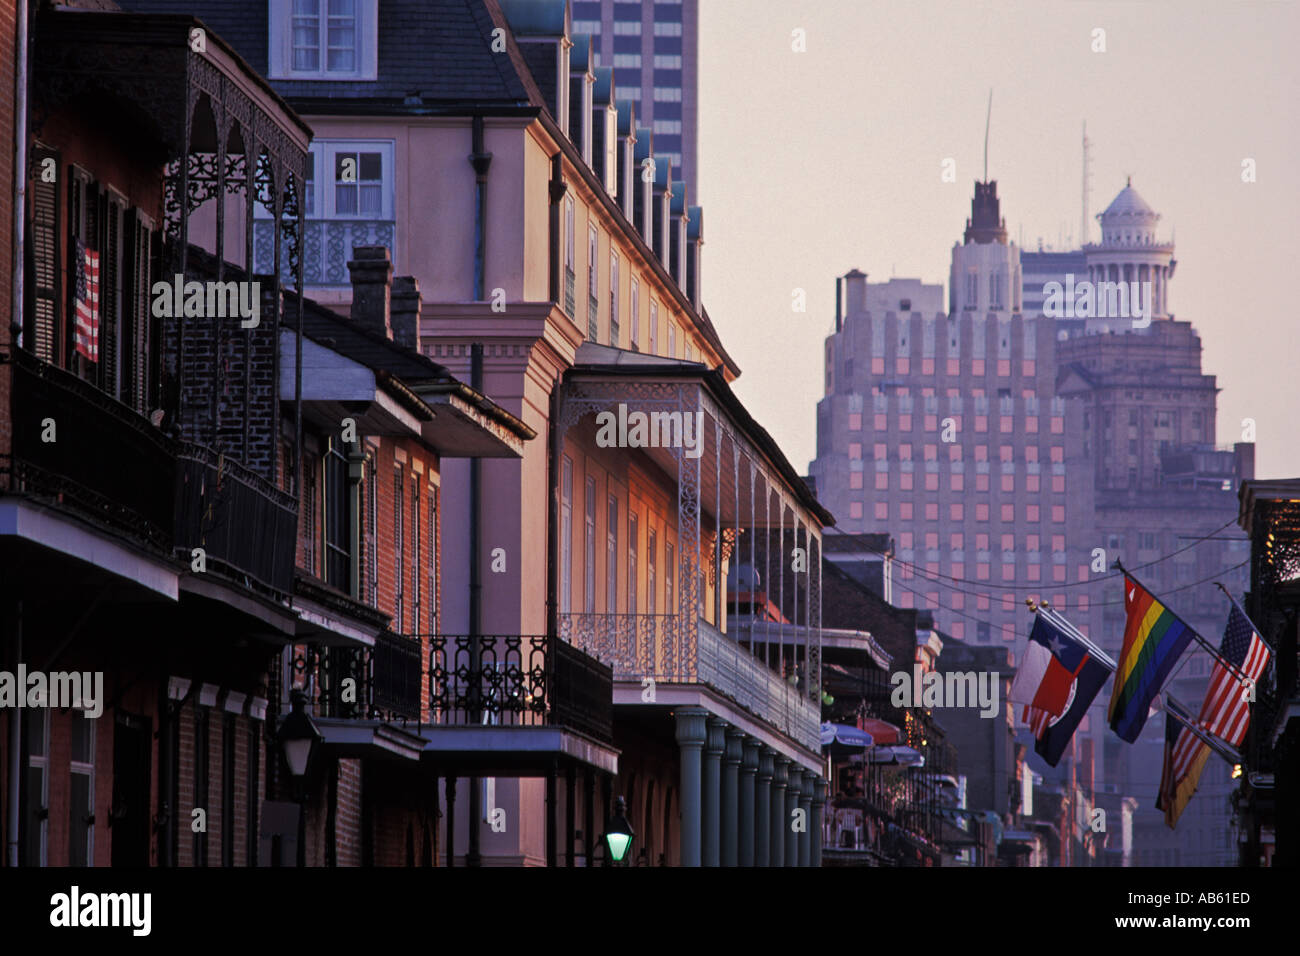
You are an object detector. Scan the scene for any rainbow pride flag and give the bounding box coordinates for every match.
[1108,575,1195,743]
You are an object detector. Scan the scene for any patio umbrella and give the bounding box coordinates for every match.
[820,722,874,756]
[858,717,902,746]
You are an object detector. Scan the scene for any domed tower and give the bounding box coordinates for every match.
[1084,180,1176,323]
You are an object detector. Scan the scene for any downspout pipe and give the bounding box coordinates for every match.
[467,343,483,867]
[469,116,492,301]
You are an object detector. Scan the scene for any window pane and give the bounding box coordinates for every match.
[70,711,93,763]
[24,765,45,865]
[25,711,46,755]
[359,183,381,217]
[70,772,92,866]
[359,152,382,180]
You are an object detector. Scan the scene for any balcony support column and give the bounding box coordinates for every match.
[584,769,596,866]
[444,776,456,867]
[739,738,759,866]
[675,707,708,867]
[722,728,743,866]
[566,764,577,867]
[546,759,558,867]
[703,717,725,867]
[755,748,774,866]
[811,777,828,868]
[785,767,802,867]
[798,771,813,867]
[770,756,789,867]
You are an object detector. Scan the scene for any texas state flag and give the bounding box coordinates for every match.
[1009,613,1093,718]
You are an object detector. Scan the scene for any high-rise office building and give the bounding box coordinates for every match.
[571,0,699,201]
[810,182,1101,654]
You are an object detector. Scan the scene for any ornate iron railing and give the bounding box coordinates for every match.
[560,613,821,751]
[564,267,576,317]
[5,348,176,551]
[427,634,613,742]
[291,630,423,723]
[175,443,297,596]
[253,218,396,286]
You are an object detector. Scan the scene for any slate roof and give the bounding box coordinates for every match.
[122,0,545,112]
[284,292,533,438]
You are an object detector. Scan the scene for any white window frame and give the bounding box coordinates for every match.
[610,251,620,344]
[647,527,657,615]
[269,0,378,81]
[668,323,676,358]
[584,476,597,614]
[564,195,576,276]
[561,457,573,614]
[630,278,640,349]
[649,299,658,354]
[256,139,395,222]
[26,709,50,867]
[628,512,639,617]
[607,495,619,614]
[69,710,96,867]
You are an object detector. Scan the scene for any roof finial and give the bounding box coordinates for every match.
[1126,174,1132,187]
[983,89,993,182]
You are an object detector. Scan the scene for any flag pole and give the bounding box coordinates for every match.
[1161,695,1242,766]
[1038,604,1117,671]
[1214,582,1274,655]
[1113,559,1252,684]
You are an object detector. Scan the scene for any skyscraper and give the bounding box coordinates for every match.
[571,0,699,201]
[810,181,1100,653]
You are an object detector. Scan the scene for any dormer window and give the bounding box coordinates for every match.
[269,0,378,81]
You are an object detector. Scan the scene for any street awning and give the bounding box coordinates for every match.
[859,718,902,746]
[869,745,925,767]
[821,722,874,755]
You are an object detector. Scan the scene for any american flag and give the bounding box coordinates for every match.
[1169,603,1270,779]
[74,238,100,363]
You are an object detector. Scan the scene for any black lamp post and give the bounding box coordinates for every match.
[279,689,321,866]
[602,796,634,866]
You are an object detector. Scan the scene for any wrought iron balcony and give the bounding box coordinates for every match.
[561,613,821,751]
[174,444,297,596]
[3,348,176,552]
[253,218,396,286]
[564,267,576,317]
[428,634,613,743]
[291,629,423,724]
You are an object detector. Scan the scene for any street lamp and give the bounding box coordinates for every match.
[280,689,321,778]
[279,689,321,866]
[602,796,635,866]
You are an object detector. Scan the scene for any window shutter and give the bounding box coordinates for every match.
[124,210,154,414]
[99,195,122,397]
[29,147,61,364]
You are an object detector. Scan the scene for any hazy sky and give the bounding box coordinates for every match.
[698,0,1300,481]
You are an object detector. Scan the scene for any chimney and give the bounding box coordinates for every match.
[844,268,867,317]
[652,155,673,267]
[686,205,703,311]
[615,100,637,221]
[348,245,394,339]
[591,67,617,196]
[669,183,688,286]
[391,275,422,352]
[633,127,655,245]
[569,33,594,165]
